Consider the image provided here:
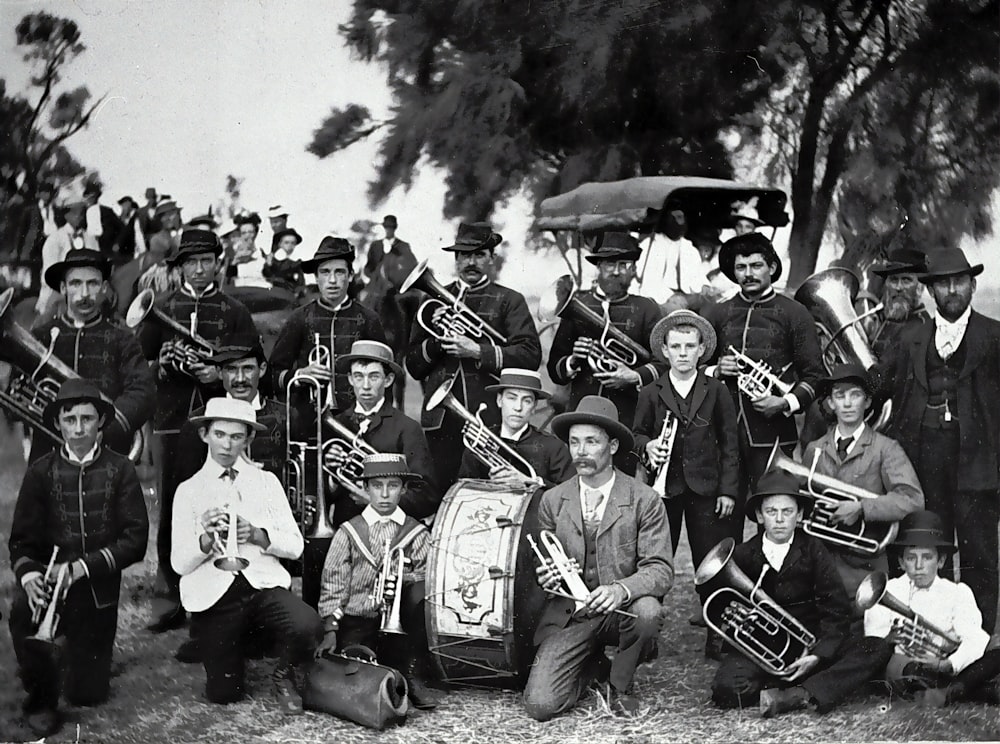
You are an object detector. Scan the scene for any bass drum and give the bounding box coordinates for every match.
[425,479,545,687]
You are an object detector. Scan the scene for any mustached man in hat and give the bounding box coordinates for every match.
[36,198,98,316]
[25,249,154,463]
[317,453,442,710]
[136,228,259,634]
[880,247,1000,634]
[800,364,923,603]
[9,379,149,738]
[172,398,322,714]
[703,232,825,508]
[709,472,894,718]
[548,232,665,473]
[632,310,738,654]
[868,246,930,360]
[407,222,541,488]
[457,368,574,489]
[523,396,671,720]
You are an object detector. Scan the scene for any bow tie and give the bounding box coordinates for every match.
[220,467,238,481]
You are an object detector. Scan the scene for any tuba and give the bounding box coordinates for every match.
[372,545,406,635]
[125,288,219,375]
[284,370,336,540]
[400,260,508,346]
[695,538,817,676]
[425,373,538,481]
[0,289,143,461]
[319,411,379,504]
[766,443,899,555]
[856,571,961,659]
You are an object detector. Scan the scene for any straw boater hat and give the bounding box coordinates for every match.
[154,199,180,218]
[584,232,642,265]
[728,198,765,229]
[300,236,355,273]
[442,222,502,253]
[718,232,783,283]
[550,395,634,451]
[485,368,552,399]
[871,247,927,278]
[917,248,983,284]
[359,453,421,481]
[744,471,811,521]
[268,205,289,220]
[648,309,717,364]
[44,378,114,430]
[820,362,873,399]
[339,339,404,378]
[44,248,112,289]
[189,397,266,432]
[891,510,956,553]
[167,229,223,266]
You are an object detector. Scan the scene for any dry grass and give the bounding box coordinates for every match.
[1,425,997,743]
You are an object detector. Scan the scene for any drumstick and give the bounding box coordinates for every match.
[542,587,638,619]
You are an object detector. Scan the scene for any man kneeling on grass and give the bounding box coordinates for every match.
[171,397,322,713]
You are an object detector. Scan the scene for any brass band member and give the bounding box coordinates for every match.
[457,368,574,489]
[523,397,672,720]
[801,364,923,600]
[171,398,322,713]
[863,511,990,697]
[407,222,541,488]
[317,453,442,710]
[28,249,154,461]
[137,228,259,633]
[710,472,893,717]
[547,232,664,471]
[868,247,930,360]
[8,379,148,739]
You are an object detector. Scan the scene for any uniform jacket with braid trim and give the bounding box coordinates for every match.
[457,423,575,489]
[406,279,541,430]
[9,447,149,609]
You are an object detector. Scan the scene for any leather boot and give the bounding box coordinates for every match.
[406,659,442,710]
[759,686,812,718]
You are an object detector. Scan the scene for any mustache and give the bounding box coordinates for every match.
[573,458,597,468]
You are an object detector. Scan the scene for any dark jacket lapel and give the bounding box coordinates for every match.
[911,322,933,390]
[958,312,989,380]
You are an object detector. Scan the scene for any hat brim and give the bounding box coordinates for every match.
[730,215,765,228]
[338,353,403,378]
[189,414,266,432]
[892,536,957,553]
[584,250,642,265]
[484,383,551,399]
[918,265,984,284]
[44,395,115,430]
[209,347,267,366]
[872,263,925,278]
[744,490,812,523]
[719,244,783,284]
[44,258,112,289]
[821,373,873,398]
[300,255,354,274]
[649,314,717,364]
[167,246,223,266]
[550,411,634,451]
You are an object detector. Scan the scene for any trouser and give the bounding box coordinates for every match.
[664,490,737,604]
[151,431,182,620]
[300,536,332,610]
[336,581,431,673]
[950,648,1000,703]
[9,582,119,712]
[522,596,662,721]
[191,575,323,704]
[426,416,471,491]
[712,635,894,712]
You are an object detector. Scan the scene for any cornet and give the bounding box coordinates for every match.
[26,561,70,651]
[372,545,406,635]
[213,499,250,573]
[727,345,793,399]
[306,332,335,405]
[649,411,678,498]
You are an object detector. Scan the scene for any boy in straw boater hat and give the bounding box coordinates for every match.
[317,453,441,710]
[632,309,738,655]
[457,367,574,489]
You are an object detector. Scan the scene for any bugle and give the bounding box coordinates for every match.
[855,571,960,659]
[766,442,899,556]
[213,499,250,573]
[284,371,336,539]
[125,288,219,375]
[727,345,792,399]
[695,538,817,676]
[649,411,678,498]
[400,259,508,346]
[372,545,406,635]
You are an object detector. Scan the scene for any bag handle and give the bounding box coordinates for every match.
[340,644,379,664]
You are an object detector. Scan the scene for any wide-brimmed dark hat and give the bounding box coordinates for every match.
[918,248,983,284]
[821,362,873,398]
[186,214,218,231]
[718,232,782,284]
[117,195,137,208]
[44,378,114,430]
[872,247,927,277]
[442,222,502,253]
[485,368,551,399]
[154,200,180,218]
[167,229,223,266]
[649,309,717,364]
[189,397,266,432]
[339,339,403,377]
[584,232,642,265]
[208,334,267,366]
[550,395,634,451]
[301,236,356,273]
[44,248,112,289]
[271,228,302,248]
[359,453,421,481]
[745,470,811,520]
[892,510,956,553]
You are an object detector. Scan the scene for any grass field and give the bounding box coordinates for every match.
[1,385,998,742]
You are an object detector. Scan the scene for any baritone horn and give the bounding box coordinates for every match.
[855,571,960,659]
[125,288,219,375]
[373,545,406,634]
[319,411,379,504]
[695,538,817,676]
[401,259,508,345]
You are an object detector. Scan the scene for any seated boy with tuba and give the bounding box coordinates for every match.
[316,453,441,710]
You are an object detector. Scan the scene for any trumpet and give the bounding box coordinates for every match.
[125,288,219,376]
[695,538,817,676]
[425,373,538,481]
[649,411,679,498]
[31,546,60,626]
[319,411,379,504]
[766,443,898,556]
[728,345,792,399]
[27,561,70,651]
[855,571,960,660]
[213,499,250,573]
[284,370,336,540]
[372,545,406,635]
[400,259,508,346]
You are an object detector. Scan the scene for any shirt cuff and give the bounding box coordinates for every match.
[613,580,632,604]
[21,571,43,589]
[782,393,800,416]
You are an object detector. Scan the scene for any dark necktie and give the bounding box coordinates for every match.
[220,467,238,481]
[836,437,852,460]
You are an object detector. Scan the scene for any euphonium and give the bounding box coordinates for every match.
[284,370,336,540]
[695,538,817,676]
[650,411,678,498]
[125,288,219,375]
[213,498,250,573]
[400,259,508,346]
[372,545,406,635]
[728,345,792,399]
[766,442,898,556]
[26,562,70,651]
[319,410,379,504]
[0,289,143,462]
[855,571,960,659]
[425,373,538,481]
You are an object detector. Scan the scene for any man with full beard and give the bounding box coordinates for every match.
[869,247,930,360]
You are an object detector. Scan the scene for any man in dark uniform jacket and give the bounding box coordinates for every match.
[548,232,665,473]
[406,222,541,489]
[270,236,386,414]
[137,228,259,632]
[710,472,893,716]
[9,379,148,738]
[704,232,825,495]
[458,368,574,489]
[881,248,1000,633]
[869,247,931,361]
[28,249,154,462]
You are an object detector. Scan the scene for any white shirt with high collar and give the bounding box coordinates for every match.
[934,305,972,359]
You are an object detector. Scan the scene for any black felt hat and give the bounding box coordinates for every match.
[718,232,782,284]
[442,222,502,253]
[44,248,112,289]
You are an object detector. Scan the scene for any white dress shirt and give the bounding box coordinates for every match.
[172,458,304,612]
[761,534,793,571]
[934,306,972,361]
[579,472,616,524]
[669,370,697,400]
[863,574,989,673]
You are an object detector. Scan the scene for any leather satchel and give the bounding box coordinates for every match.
[302,644,410,729]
